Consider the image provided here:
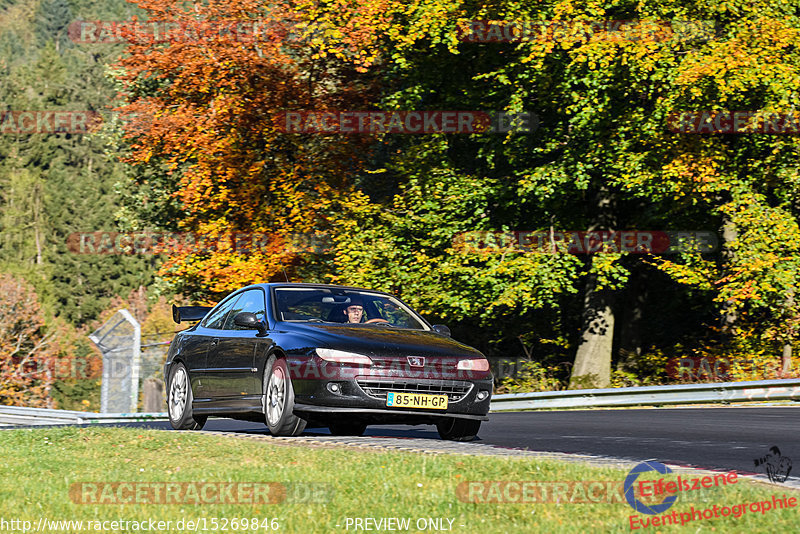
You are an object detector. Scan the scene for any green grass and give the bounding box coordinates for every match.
[0,426,797,533]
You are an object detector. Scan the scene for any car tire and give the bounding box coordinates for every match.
[328,421,367,436]
[263,356,307,436]
[436,418,480,441]
[167,362,207,430]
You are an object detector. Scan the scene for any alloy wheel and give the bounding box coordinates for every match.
[266,365,286,426]
[169,366,188,421]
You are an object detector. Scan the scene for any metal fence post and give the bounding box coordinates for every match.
[89,309,141,413]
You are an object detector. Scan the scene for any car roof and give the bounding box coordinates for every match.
[244,282,393,295]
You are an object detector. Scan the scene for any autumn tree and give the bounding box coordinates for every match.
[112,0,383,301]
[0,273,58,406]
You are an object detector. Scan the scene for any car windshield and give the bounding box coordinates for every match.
[273,287,428,330]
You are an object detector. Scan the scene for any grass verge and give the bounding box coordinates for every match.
[0,426,797,533]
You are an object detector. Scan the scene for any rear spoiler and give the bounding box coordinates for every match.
[172,304,213,324]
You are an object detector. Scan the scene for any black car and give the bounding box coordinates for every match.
[164,283,492,441]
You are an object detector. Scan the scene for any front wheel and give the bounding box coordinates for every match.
[263,356,306,436]
[436,418,481,441]
[167,363,206,430]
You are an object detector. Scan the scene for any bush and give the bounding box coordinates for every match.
[498,360,565,393]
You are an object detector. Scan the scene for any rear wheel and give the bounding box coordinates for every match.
[328,421,367,436]
[167,363,206,430]
[436,418,480,441]
[263,356,306,436]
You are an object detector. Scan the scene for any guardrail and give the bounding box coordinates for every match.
[0,406,167,427]
[2,378,798,425]
[489,378,800,411]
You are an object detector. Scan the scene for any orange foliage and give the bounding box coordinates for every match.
[115,0,379,297]
[0,274,58,407]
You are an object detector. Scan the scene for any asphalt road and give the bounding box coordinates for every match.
[480,408,799,474]
[117,407,799,475]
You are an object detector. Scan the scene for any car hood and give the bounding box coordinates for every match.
[283,323,484,359]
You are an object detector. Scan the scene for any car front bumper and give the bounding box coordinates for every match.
[291,372,493,422]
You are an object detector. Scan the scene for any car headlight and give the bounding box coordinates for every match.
[315,348,373,365]
[457,358,490,371]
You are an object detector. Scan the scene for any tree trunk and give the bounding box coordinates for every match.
[782,343,792,375]
[34,181,42,265]
[720,215,738,334]
[781,290,795,375]
[570,185,617,389]
[570,272,616,388]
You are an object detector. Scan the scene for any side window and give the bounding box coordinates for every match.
[224,290,266,330]
[201,294,240,330]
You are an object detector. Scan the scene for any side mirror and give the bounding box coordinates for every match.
[234,312,268,336]
[431,324,451,337]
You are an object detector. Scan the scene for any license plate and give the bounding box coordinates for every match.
[386,392,448,410]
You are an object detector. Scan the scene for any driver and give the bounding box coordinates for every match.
[343,296,365,323]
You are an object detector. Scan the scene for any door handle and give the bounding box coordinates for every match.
[210,338,219,347]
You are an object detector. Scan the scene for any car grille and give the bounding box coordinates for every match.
[355,377,473,403]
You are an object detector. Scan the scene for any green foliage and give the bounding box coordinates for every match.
[0,1,152,327]
[686,323,800,383]
[50,377,101,412]
[328,0,800,385]
[499,360,565,393]
[612,349,669,387]
[34,0,72,53]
